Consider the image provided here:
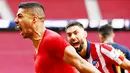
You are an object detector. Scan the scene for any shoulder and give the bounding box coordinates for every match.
[110,43,130,53]
[89,42,111,50]
[100,43,113,50]
[44,29,61,41]
[45,29,60,37]
[112,43,128,49]
[43,29,68,46]
[99,43,115,53]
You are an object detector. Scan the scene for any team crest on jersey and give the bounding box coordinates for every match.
[92,60,99,68]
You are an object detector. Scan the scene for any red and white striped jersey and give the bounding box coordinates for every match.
[86,41,124,73]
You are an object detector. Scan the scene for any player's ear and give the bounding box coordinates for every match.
[33,16,38,23]
[112,32,115,38]
[84,31,87,38]
[99,34,104,43]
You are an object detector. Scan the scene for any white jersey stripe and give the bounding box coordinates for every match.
[101,46,122,65]
[101,47,115,60]
[95,44,110,73]
[87,54,93,64]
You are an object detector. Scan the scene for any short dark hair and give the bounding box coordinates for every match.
[19,1,44,10]
[18,1,45,21]
[98,24,113,38]
[65,21,84,31]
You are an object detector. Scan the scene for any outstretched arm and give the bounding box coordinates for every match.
[63,46,101,73]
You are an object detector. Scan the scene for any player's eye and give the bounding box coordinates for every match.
[74,31,78,35]
[67,33,71,37]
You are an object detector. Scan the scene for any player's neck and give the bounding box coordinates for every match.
[103,38,114,44]
[32,27,46,54]
[78,40,87,58]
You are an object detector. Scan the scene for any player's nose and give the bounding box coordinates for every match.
[14,17,19,25]
[71,34,76,39]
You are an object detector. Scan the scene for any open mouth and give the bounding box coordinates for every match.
[15,26,24,35]
[16,26,22,31]
[72,42,80,47]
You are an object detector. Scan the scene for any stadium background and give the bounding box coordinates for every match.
[0,0,130,73]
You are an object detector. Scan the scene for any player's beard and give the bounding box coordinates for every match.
[76,41,84,53]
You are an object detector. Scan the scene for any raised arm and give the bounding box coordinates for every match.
[63,46,101,73]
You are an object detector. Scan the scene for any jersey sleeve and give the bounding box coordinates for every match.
[44,34,70,60]
[120,46,130,60]
[126,50,130,60]
[100,44,125,65]
[112,43,130,60]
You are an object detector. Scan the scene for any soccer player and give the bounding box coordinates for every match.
[14,1,101,73]
[65,21,130,73]
[98,24,130,73]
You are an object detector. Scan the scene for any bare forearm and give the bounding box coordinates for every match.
[77,59,101,73]
[120,58,130,71]
[64,46,101,73]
